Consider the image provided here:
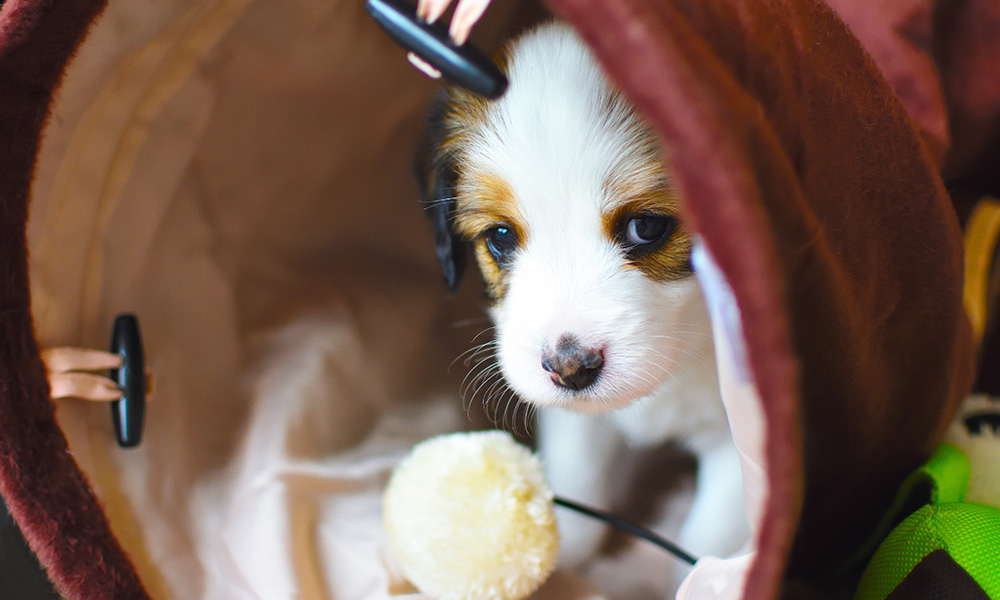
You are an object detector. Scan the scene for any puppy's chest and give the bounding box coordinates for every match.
[609,378,729,450]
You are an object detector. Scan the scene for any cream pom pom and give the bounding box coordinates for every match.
[383,431,560,600]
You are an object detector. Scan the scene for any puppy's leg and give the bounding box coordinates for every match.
[537,408,624,568]
[679,437,750,560]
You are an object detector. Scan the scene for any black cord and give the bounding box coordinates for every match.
[553,496,699,566]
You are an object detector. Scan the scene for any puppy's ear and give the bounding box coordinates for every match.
[416,93,466,292]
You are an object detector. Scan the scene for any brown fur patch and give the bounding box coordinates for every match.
[603,184,693,281]
[440,88,490,154]
[472,239,508,298]
[435,71,521,301]
[594,111,692,281]
[452,173,523,238]
[452,172,526,299]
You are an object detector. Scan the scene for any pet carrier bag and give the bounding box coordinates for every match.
[1,0,999,598]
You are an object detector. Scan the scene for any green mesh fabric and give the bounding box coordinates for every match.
[843,444,972,577]
[855,502,1000,599]
[921,444,971,504]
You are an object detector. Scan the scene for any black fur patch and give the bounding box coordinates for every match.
[415,92,466,291]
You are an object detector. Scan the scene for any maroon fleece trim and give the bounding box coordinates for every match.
[548,3,801,598]
[0,1,150,599]
[553,0,973,597]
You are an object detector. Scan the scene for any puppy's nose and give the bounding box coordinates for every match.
[541,335,604,391]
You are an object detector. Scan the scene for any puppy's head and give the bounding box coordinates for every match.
[419,23,708,413]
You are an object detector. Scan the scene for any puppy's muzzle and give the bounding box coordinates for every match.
[541,335,604,391]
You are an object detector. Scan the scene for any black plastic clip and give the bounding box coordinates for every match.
[109,314,146,448]
[366,0,508,99]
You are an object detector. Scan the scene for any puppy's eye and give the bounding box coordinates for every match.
[621,214,677,251]
[484,226,518,265]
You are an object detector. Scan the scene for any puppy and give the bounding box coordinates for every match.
[418,22,749,584]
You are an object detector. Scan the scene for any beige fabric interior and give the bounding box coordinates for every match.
[27,2,764,599]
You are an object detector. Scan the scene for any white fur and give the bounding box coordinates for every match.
[451,24,749,593]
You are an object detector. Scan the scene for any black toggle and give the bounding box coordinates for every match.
[109,314,146,448]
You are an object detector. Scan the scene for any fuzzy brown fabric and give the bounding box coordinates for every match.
[831,0,1000,399]
[0,1,149,598]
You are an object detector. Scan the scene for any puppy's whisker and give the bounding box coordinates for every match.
[474,368,505,405]
[500,389,515,434]
[463,341,497,364]
[490,382,516,433]
[522,403,535,436]
[465,347,497,371]
[469,373,504,421]
[450,341,496,373]
[466,370,496,406]
[651,322,712,335]
[462,364,500,409]
[459,358,489,396]
[449,318,494,330]
[464,350,496,371]
[461,373,484,415]
[673,348,713,375]
[646,346,710,377]
[676,320,713,329]
[501,391,514,433]
[463,362,500,401]
[511,394,526,438]
[467,343,497,361]
[633,366,658,385]
[469,326,498,343]
[646,354,696,383]
[483,373,508,404]
[643,350,688,376]
[632,367,663,392]
[648,334,707,348]
[646,334,710,354]
[521,398,533,438]
[503,389,525,437]
[484,380,507,428]
[420,196,458,210]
